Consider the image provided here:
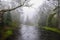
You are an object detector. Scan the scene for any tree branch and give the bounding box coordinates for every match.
[0,5,23,12]
[0,0,26,12]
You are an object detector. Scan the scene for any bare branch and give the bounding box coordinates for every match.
[0,5,23,12]
[0,0,26,12]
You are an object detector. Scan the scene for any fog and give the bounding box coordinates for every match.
[0,0,58,40]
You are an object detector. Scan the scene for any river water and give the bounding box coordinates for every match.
[18,24,40,40]
[19,0,58,40]
[0,0,58,40]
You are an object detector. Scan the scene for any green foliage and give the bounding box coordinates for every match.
[42,26,60,33]
[4,11,12,26]
[51,15,58,27]
[41,7,60,34]
[0,11,18,40]
[47,13,56,27]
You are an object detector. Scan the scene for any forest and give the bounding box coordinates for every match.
[0,0,60,40]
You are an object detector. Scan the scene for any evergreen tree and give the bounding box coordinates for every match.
[4,11,12,26]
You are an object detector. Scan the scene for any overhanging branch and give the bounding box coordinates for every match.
[0,5,23,12]
[0,0,26,12]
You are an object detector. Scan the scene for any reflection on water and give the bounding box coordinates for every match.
[0,0,58,40]
[19,0,58,40]
[18,24,40,40]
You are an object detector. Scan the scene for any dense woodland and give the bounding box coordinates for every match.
[0,0,60,40]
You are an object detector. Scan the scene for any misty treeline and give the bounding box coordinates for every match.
[0,0,60,40]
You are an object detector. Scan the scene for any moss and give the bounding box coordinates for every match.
[42,26,60,34]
